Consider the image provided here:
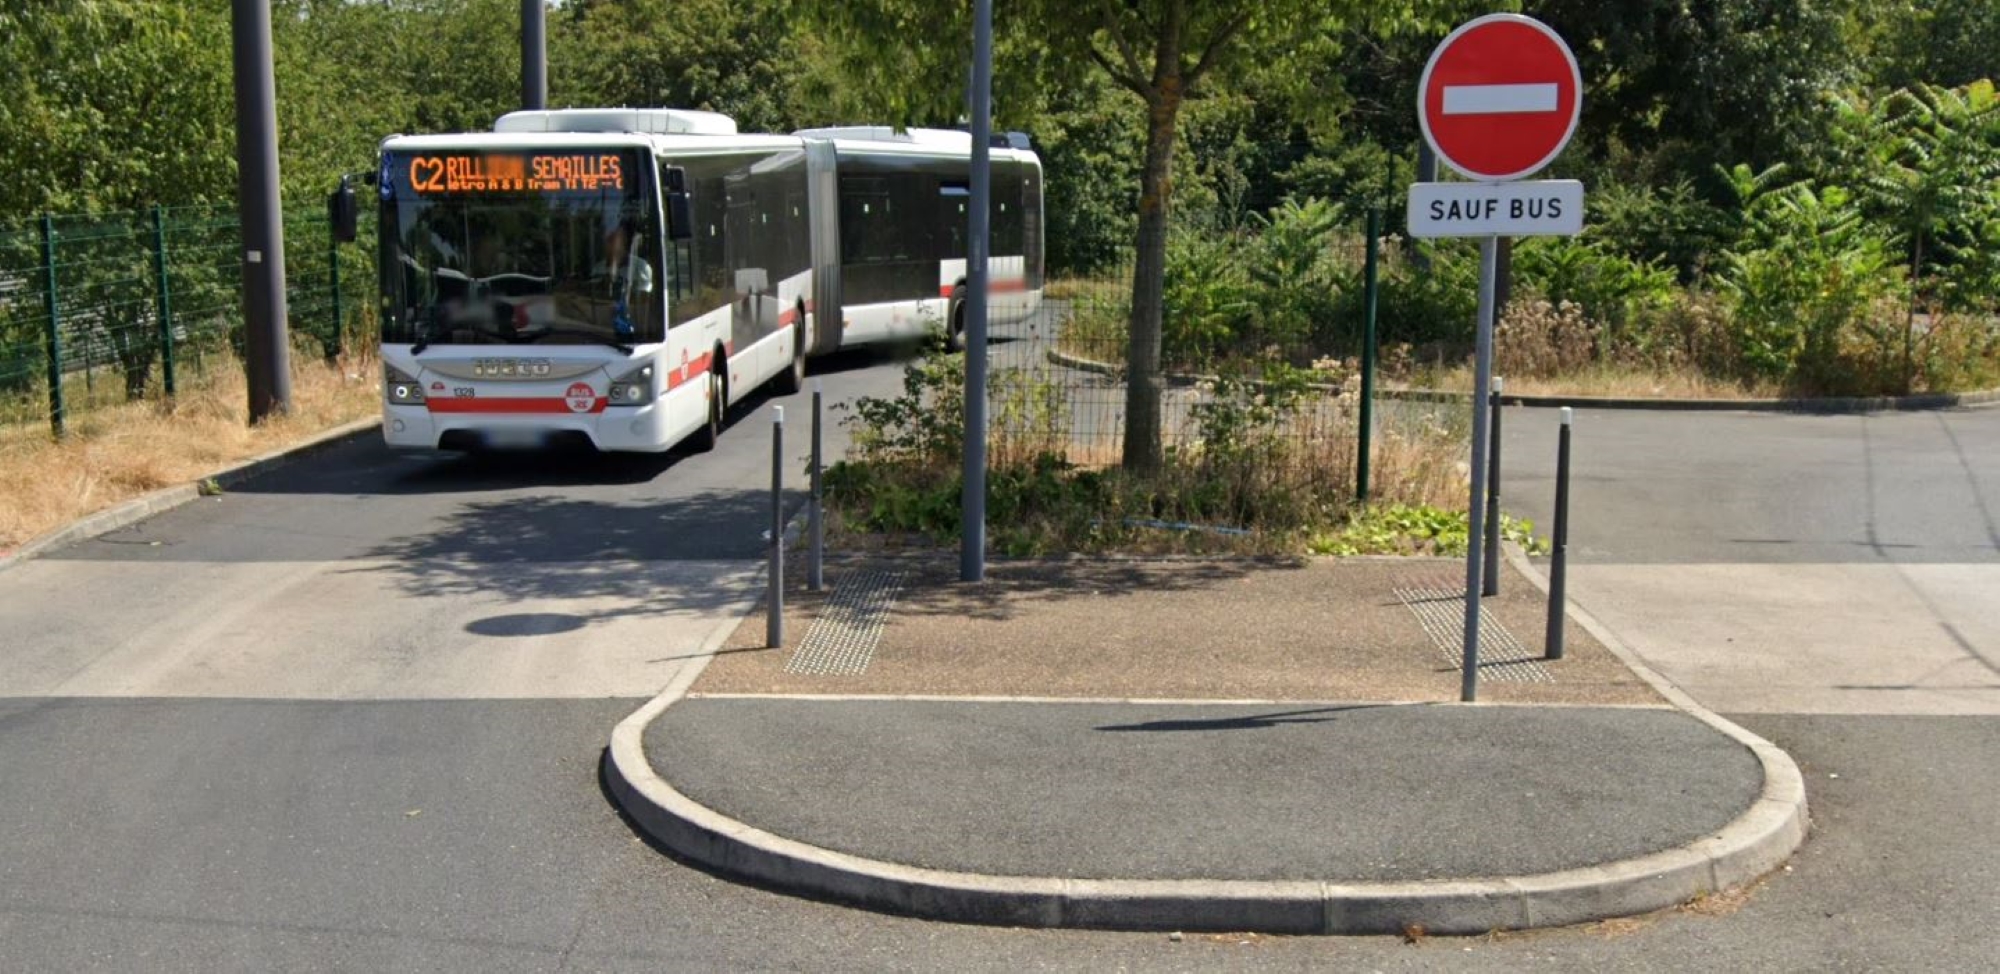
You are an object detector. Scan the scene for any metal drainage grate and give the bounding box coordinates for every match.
[1394,583,1554,683]
[783,569,907,676]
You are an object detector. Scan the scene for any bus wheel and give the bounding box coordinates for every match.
[691,365,723,452]
[945,285,967,353]
[775,308,807,394]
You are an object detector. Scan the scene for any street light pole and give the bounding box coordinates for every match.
[231,0,291,423]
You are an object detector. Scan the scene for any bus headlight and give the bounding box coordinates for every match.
[385,364,426,404]
[606,364,655,407]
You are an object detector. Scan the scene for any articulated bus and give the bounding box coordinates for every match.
[340,108,1043,453]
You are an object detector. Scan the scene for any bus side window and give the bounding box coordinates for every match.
[940,182,969,260]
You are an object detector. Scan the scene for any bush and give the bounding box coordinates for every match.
[1718,182,1909,393]
[1161,227,1254,370]
[1511,237,1676,337]
[1364,239,1480,350]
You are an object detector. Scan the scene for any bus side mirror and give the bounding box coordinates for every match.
[328,177,358,243]
[661,166,693,241]
[666,191,694,241]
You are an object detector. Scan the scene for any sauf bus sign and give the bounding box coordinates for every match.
[1407,13,1584,238]
[1407,13,1585,703]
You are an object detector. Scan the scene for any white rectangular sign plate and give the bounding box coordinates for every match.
[1406,180,1584,238]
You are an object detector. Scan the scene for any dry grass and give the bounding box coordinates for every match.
[1389,297,1783,400]
[1406,364,1782,400]
[0,348,380,552]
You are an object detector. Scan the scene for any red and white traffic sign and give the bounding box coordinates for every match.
[1419,14,1581,182]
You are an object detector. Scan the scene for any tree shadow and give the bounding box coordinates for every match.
[347,488,785,628]
[1095,704,1390,732]
[813,551,1305,621]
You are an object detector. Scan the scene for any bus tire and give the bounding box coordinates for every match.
[945,285,967,353]
[691,358,724,452]
[775,305,807,394]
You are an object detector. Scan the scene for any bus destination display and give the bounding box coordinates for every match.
[401,153,626,194]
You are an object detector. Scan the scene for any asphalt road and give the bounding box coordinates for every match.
[1497,405,2000,714]
[5,333,1999,969]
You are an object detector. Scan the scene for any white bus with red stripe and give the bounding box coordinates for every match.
[367,109,1042,454]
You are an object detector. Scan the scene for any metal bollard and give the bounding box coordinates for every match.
[809,380,825,592]
[1546,407,1572,659]
[1482,376,1503,596]
[768,405,785,649]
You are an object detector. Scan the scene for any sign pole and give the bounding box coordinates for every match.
[1461,235,1498,703]
[1406,12,1581,703]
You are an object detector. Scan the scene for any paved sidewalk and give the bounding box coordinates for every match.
[608,552,1806,934]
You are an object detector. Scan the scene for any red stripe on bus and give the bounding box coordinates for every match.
[666,351,713,391]
[940,279,1030,298]
[426,397,607,415]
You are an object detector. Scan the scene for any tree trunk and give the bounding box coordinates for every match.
[1121,89,1181,474]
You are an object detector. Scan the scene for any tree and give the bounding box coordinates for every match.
[1532,0,1861,192]
[551,0,809,134]
[1830,81,2000,389]
[0,0,235,400]
[796,1,1454,473]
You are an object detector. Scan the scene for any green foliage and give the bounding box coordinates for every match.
[1828,81,2000,312]
[553,0,807,134]
[1585,180,1739,281]
[1245,198,1347,351]
[1717,179,1907,390]
[1161,230,1255,369]
[1534,0,1860,190]
[1307,504,1545,557]
[827,344,1407,555]
[0,1,234,214]
[1364,240,1480,350]
[1511,238,1677,336]
[843,347,965,468]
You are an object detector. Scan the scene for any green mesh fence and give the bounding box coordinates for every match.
[990,208,1384,498]
[0,203,376,433]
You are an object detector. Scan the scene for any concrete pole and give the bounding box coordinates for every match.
[521,0,547,110]
[232,0,291,422]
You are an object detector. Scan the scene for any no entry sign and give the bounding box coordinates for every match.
[1419,14,1581,182]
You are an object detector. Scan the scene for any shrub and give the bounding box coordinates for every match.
[1511,236,1677,338]
[1161,228,1254,370]
[1717,181,1909,393]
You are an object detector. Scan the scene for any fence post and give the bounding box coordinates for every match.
[40,214,64,439]
[1358,206,1381,502]
[153,205,176,398]
[327,213,343,361]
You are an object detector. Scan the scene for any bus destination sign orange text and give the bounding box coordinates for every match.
[405,154,626,194]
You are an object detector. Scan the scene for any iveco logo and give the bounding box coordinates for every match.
[472,358,553,378]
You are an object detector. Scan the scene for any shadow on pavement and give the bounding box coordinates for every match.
[1095,704,1389,732]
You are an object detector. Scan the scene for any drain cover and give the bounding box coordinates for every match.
[783,569,907,676]
[1395,583,1554,683]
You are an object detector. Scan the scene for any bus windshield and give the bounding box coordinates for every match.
[378,148,664,349]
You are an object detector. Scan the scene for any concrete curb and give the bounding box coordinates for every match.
[1501,543,1809,895]
[1385,386,2000,414]
[1042,346,2000,414]
[0,417,381,575]
[605,549,1809,935]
